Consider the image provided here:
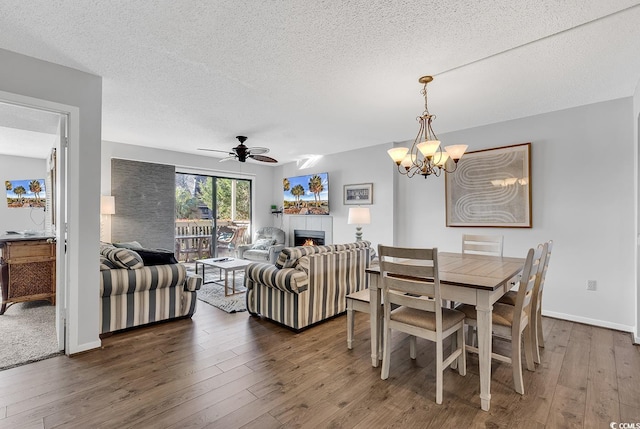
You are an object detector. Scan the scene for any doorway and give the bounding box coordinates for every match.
[0,100,68,363]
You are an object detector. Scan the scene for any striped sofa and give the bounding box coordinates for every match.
[99,246,202,334]
[245,241,371,330]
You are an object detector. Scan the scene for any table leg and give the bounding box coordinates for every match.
[232,269,236,294]
[476,298,493,411]
[369,273,381,367]
[224,269,229,296]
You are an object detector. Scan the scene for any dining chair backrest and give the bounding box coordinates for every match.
[533,240,553,312]
[462,234,503,257]
[511,244,544,335]
[531,240,553,357]
[378,245,442,327]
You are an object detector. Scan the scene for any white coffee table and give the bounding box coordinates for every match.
[195,258,252,296]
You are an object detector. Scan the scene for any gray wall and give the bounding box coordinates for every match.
[393,97,635,332]
[0,48,102,353]
[111,159,175,250]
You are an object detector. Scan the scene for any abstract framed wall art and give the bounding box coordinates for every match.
[445,143,532,227]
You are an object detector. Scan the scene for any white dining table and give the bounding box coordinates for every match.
[366,251,525,411]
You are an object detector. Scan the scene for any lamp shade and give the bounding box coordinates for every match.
[348,207,370,225]
[100,195,115,215]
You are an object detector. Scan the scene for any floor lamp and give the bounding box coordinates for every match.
[348,207,370,241]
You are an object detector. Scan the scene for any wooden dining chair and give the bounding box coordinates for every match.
[346,288,382,355]
[460,234,504,339]
[378,245,466,405]
[458,244,543,395]
[498,240,553,364]
[461,234,504,256]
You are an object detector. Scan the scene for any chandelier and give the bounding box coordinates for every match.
[387,76,467,178]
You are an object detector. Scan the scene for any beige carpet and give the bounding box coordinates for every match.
[0,301,61,371]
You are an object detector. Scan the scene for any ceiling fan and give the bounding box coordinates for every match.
[198,136,278,163]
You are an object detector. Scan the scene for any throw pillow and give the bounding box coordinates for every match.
[113,241,143,250]
[102,247,144,270]
[99,255,117,271]
[135,248,179,266]
[252,238,276,250]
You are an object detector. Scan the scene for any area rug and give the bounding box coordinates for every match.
[0,301,61,371]
[186,265,247,313]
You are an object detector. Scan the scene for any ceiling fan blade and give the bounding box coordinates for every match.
[247,146,269,155]
[249,154,278,163]
[198,148,233,154]
[219,156,236,162]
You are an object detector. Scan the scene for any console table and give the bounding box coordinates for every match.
[0,235,56,315]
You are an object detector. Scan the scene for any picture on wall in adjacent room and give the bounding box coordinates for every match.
[283,172,329,215]
[5,178,46,208]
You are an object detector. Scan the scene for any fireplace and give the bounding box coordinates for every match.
[294,229,325,246]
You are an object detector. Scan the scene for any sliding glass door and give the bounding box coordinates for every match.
[175,173,251,262]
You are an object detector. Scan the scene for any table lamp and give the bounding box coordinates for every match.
[347,207,370,241]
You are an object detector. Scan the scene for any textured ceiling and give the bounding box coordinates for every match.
[0,1,639,164]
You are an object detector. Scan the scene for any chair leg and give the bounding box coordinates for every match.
[436,340,443,405]
[466,324,476,347]
[512,333,525,395]
[457,324,466,376]
[377,313,384,362]
[409,336,417,360]
[532,309,542,364]
[524,325,535,372]
[536,308,545,348]
[346,303,354,350]
[381,324,392,380]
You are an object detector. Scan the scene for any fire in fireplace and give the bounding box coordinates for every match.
[294,229,325,246]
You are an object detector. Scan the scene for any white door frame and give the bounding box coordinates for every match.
[0,90,77,355]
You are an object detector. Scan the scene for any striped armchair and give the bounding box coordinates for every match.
[99,246,202,334]
[245,241,371,331]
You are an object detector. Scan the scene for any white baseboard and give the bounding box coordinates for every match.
[543,310,635,334]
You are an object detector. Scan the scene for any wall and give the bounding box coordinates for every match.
[101,141,275,241]
[394,98,635,332]
[0,155,47,232]
[111,159,175,250]
[275,143,395,250]
[634,78,640,343]
[0,48,102,354]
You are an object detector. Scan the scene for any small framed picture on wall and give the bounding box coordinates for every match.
[344,183,373,205]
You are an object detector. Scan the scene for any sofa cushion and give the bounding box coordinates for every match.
[275,245,334,269]
[101,247,144,270]
[113,241,144,250]
[333,241,371,251]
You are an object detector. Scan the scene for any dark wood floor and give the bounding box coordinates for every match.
[0,301,638,428]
